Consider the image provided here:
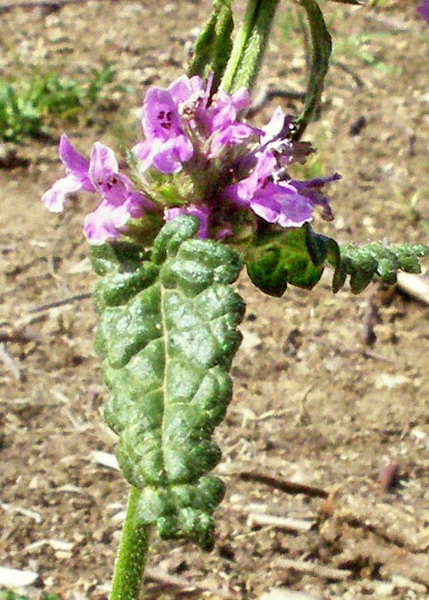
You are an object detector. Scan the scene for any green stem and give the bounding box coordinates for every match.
[221,0,280,93]
[109,487,152,600]
[293,0,332,140]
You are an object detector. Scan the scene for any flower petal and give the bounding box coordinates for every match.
[134,136,193,174]
[210,123,260,156]
[41,174,83,213]
[83,196,143,244]
[59,134,89,175]
[59,134,94,192]
[89,143,119,187]
[250,182,314,227]
[168,74,204,106]
[142,88,183,140]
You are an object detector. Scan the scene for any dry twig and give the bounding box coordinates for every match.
[396,272,429,305]
[363,295,380,347]
[246,88,305,118]
[278,558,352,581]
[0,329,43,344]
[363,11,410,32]
[240,472,328,499]
[29,292,92,313]
[248,512,315,532]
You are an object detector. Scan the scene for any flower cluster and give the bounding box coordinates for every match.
[42,74,339,244]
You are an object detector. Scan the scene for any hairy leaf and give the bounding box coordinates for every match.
[221,0,281,93]
[246,225,429,297]
[91,216,244,550]
[246,225,335,297]
[188,0,233,95]
[333,242,429,294]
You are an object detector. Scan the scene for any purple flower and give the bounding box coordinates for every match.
[133,75,205,174]
[224,152,277,207]
[84,143,153,243]
[133,75,258,173]
[41,134,94,212]
[418,0,429,22]
[165,204,210,238]
[260,106,293,145]
[224,149,338,228]
[210,122,259,157]
[83,198,144,243]
[168,73,206,108]
[88,143,150,212]
[203,88,259,156]
[202,88,251,132]
[290,174,340,222]
[249,173,340,228]
[43,76,339,244]
[259,107,314,166]
[250,181,316,227]
[42,136,153,244]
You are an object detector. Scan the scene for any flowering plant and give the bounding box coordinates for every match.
[41,1,429,599]
[43,74,338,245]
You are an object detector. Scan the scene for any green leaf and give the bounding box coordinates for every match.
[246,226,429,297]
[293,0,332,140]
[0,594,61,600]
[91,216,244,550]
[221,0,281,93]
[246,226,328,297]
[188,0,234,95]
[0,593,27,600]
[336,242,429,294]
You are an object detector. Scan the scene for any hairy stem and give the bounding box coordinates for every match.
[293,0,332,140]
[109,487,151,600]
[221,0,280,93]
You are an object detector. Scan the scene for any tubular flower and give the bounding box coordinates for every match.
[42,135,154,244]
[224,151,339,228]
[133,74,258,175]
[41,134,95,212]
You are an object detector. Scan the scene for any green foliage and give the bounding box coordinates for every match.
[0,593,26,600]
[332,241,429,293]
[246,225,429,297]
[188,0,234,95]
[0,65,114,143]
[246,226,335,296]
[91,216,244,550]
[0,593,61,600]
